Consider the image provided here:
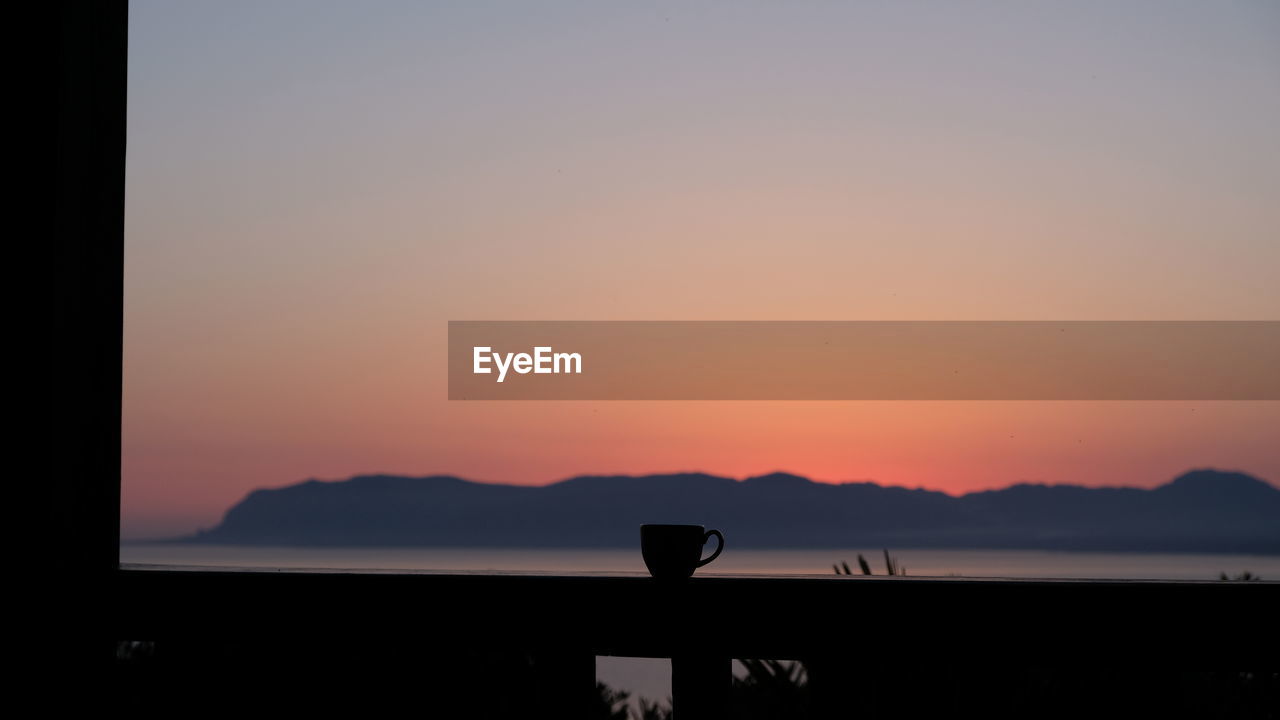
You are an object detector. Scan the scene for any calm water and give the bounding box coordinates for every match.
[119,544,1279,580]
[119,544,1276,707]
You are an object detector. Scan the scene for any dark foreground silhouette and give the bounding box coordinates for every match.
[114,559,1276,720]
[181,468,1280,553]
[117,629,1277,719]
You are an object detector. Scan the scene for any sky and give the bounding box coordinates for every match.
[123,1,1280,538]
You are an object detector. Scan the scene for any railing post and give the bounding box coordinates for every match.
[672,654,731,720]
[529,651,596,719]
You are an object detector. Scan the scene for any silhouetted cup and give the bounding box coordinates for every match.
[640,524,725,580]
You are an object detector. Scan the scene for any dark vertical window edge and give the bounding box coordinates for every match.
[53,0,126,589]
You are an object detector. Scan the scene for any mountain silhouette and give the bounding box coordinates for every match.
[182,469,1280,553]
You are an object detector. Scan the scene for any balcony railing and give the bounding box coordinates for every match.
[113,565,1277,718]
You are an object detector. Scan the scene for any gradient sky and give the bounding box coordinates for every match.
[124,1,1280,538]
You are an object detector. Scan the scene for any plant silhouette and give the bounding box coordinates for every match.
[591,681,632,719]
[834,549,905,576]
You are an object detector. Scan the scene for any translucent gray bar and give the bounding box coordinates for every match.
[448,321,1279,400]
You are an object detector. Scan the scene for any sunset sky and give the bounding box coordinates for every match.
[123,1,1279,538]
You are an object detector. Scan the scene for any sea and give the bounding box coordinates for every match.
[119,543,1278,580]
[120,544,1277,710]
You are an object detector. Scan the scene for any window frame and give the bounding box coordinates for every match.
[57,2,1275,701]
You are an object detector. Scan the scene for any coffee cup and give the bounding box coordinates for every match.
[640,524,725,580]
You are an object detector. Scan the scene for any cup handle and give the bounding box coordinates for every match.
[696,529,724,567]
